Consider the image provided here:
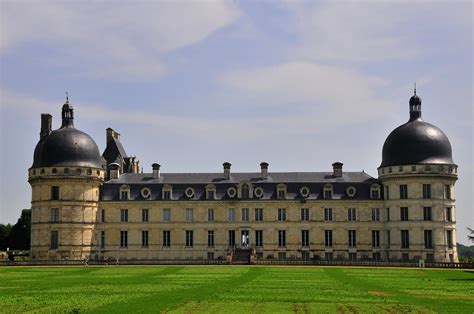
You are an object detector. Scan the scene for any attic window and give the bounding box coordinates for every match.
[185,187,195,198]
[370,184,381,199]
[119,185,130,200]
[324,184,333,199]
[346,186,357,197]
[205,184,216,200]
[254,187,264,198]
[162,184,173,200]
[276,184,287,200]
[299,186,310,198]
[240,183,251,199]
[141,188,151,199]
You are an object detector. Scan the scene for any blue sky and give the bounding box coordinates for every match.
[1,1,472,244]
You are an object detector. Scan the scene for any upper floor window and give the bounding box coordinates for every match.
[423,184,432,199]
[119,185,130,200]
[385,186,390,200]
[228,208,236,222]
[240,183,250,199]
[423,207,432,221]
[399,185,408,199]
[446,230,453,248]
[162,184,173,200]
[186,208,194,222]
[142,208,149,222]
[207,208,214,222]
[101,209,105,223]
[400,207,409,221]
[444,185,452,200]
[163,208,170,222]
[120,209,128,222]
[242,208,249,222]
[276,184,287,200]
[51,186,60,201]
[371,208,380,222]
[347,208,357,221]
[50,208,59,223]
[446,207,452,222]
[324,184,333,199]
[255,208,263,222]
[301,208,309,221]
[324,208,333,221]
[278,208,286,221]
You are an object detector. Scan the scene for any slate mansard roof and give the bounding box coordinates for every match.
[101,171,381,201]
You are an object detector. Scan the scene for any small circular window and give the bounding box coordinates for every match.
[346,186,357,197]
[300,186,310,198]
[185,187,195,198]
[254,187,264,198]
[141,188,151,199]
[227,187,237,198]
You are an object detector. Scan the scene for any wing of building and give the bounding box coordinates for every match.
[28,91,458,262]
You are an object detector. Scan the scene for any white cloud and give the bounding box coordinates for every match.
[0,1,241,81]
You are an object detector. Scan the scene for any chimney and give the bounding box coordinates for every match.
[106,128,121,143]
[40,113,52,140]
[108,163,120,180]
[223,162,231,180]
[152,163,161,179]
[332,162,343,178]
[260,162,269,180]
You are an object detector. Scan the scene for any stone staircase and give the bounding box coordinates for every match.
[232,248,251,265]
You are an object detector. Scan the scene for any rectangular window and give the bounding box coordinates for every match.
[347,208,356,221]
[142,208,149,222]
[399,185,408,199]
[324,208,333,221]
[424,230,433,249]
[447,230,453,248]
[385,186,390,200]
[371,189,380,199]
[348,230,356,247]
[444,185,451,200]
[386,208,390,221]
[120,230,128,248]
[277,189,286,199]
[185,230,193,247]
[101,209,105,223]
[400,207,409,221]
[50,208,59,223]
[301,208,309,221]
[387,230,391,248]
[324,189,332,199]
[207,190,215,200]
[255,208,263,222]
[401,230,409,249]
[372,230,380,247]
[278,208,286,221]
[142,230,149,247]
[324,230,333,247]
[423,207,432,221]
[255,230,263,247]
[278,230,286,247]
[50,231,59,249]
[100,231,105,249]
[446,207,452,222]
[51,186,60,200]
[208,230,214,247]
[186,208,193,222]
[228,230,235,247]
[241,208,249,222]
[371,208,380,222]
[423,184,432,199]
[120,190,128,200]
[163,190,171,200]
[120,209,128,222]
[207,208,214,222]
[163,208,170,222]
[163,230,170,247]
[301,230,309,247]
[228,208,235,222]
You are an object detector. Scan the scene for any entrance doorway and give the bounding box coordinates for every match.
[241,230,249,248]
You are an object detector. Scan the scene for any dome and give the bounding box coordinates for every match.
[380,91,454,168]
[32,102,103,169]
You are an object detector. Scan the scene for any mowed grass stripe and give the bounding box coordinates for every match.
[0,266,472,313]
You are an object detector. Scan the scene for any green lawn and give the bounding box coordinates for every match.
[0,266,472,313]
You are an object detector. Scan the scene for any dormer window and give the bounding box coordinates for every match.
[240,183,251,199]
[276,184,287,200]
[119,185,130,200]
[370,184,381,199]
[324,184,333,199]
[162,184,173,200]
[205,184,216,200]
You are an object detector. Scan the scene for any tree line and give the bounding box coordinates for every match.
[0,209,31,251]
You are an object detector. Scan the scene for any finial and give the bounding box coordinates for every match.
[65,91,69,103]
[414,82,416,95]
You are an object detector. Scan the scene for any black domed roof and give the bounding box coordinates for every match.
[32,102,102,169]
[380,92,454,167]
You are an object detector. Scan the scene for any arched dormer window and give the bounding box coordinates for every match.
[239,182,252,199]
[162,184,173,200]
[205,184,216,200]
[370,184,381,199]
[276,184,287,200]
[119,185,130,200]
[324,184,333,199]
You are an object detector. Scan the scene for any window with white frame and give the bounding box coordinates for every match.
[207,208,214,222]
[401,230,409,249]
[208,230,214,247]
[372,230,380,247]
[278,208,286,221]
[348,230,356,247]
[301,208,309,221]
[242,208,249,222]
[228,208,235,222]
[120,230,128,248]
[423,184,432,199]
[371,208,380,221]
[255,230,263,247]
[278,230,286,247]
[185,230,193,247]
[347,208,357,221]
[142,208,149,222]
[120,209,128,222]
[400,207,409,221]
[324,184,333,199]
[162,184,173,200]
[163,230,170,247]
[424,230,433,249]
[301,230,309,247]
[370,185,380,199]
[186,208,194,222]
[163,208,170,222]
[423,207,432,221]
[142,230,149,247]
[324,208,333,221]
[119,185,130,200]
[240,183,250,199]
[324,230,332,247]
[206,184,216,200]
[255,208,263,222]
[277,184,287,199]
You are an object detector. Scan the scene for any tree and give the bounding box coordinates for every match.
[8,209,31,250]
[0,224,12,250]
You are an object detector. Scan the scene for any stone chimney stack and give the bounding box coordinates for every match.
[260,162,269,180]
[106,127,121,143]
[152,163,161,179]
[109,163,120,180]
[223,162,231,180]
[40,113,52,140]
[332,162,343,178]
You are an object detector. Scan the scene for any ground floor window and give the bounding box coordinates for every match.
[301,230,309,247]
[185,230,193,247]
[100,231,105,249]
[228,230,235,247]
[50,231,59,249]
[278,230,286,247]
[120,231,128,248]
[163,230,170,247]
[401,230,409,249]
[142,230,149,247]
[255,230,263,247]
[208,230,214,247]
[325,230,333,247]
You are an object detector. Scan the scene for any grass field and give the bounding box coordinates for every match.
[0,266,473,313]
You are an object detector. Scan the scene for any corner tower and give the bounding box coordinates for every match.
[378,89,458,262]
[29,98,104,260]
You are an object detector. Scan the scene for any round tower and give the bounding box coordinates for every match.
[378,89,458,262]
[29,98,104,260]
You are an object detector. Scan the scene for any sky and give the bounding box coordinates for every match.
[0,1,472,244]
